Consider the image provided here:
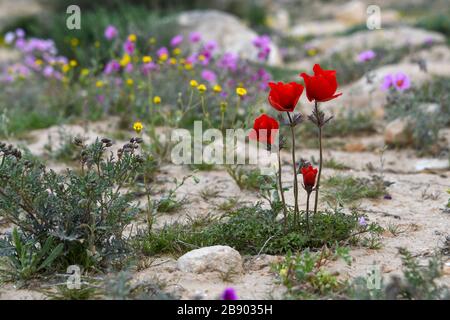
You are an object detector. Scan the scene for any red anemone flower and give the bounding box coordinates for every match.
[268,81,304,112]
[249,114,279,145]
[300,64,342,102]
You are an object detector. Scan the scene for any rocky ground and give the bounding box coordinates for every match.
[0,0,449,299]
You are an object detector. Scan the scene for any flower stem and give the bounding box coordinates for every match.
[287,112,299,225]
[233,97,240,126]
[313,102,323,215]
[277,149,288,232]
[306,191,311,235]
[201,95,212,128]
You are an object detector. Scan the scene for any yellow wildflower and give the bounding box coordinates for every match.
[190,80,198,88]
[279,268,288,278]
[126,78,134,86]
[184,63,193,71]
[35,59,43,66]
[236,87,247,97]
[95,80,104,88]
[81,68,90,76]
[128,34,137,42]
[120,54,131,67]
[307,48,317,57]
[133,121,143,134]
[142,56,152,63]
[62,64,70,73]
[153,96,161,104]
[69,60,77,67]
[159,53,168,62]
[213,85,222,93]
[197,84,207,93]
[197,54,206,62]
[173,48,181,56]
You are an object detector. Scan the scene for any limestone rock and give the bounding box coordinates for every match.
[384,118,413,146]
[304,27,445,59]
[177,245,243,274]
[177,10,282,66]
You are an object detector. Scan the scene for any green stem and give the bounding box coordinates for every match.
[200,95,212,128]
[220,111,225,132]
[277,149,288,232]
[313,102,323,215]
[287,112,299,225]
[306,191,311,235]
[233,97,241,127]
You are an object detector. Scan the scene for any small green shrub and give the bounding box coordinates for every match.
[274,246,352,298]
[0,228,63,282]
[350,248,450,300]
[0,138,144,271]
[139,204,381,256]
[323,175,389,206]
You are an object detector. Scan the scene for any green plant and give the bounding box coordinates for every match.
[155,174,198,213]
[0,228,63,282]
[323,175,389,206]
[44,129,79,162]
[139,204,382,256]
[0,138,144,270]
[322,158,350,170]
[44,283,102,300]
[274,246,351,298]
[350,248,450,300]
[225,165,264,190]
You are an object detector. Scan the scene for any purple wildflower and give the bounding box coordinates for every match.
[357,50,376,62]
[253,35,271,61]
[189,32,202,43]
[358,217,367,227]
[123,40,135,55]
[221,288,238,300]
[97,94,106,104]
[42,65,54,78]
[170,35,183,47]
[141,62,158,75]
[15,28,25,38]
[157,47,169,58]
[393,72,410,91]
[201,69,217,84]
[104,60,120,75]
[104,25,118,40]
[382,72,410,91]
[204,40,218,52]
[253,34,271,49]
[124,63,134,73]
[217,53,239,72]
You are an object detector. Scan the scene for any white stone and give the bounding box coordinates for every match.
[414,159,450,172]
[334,0,367,25]
[304,27,445,59]
[289,20,347,38]
[177,245,243,274]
